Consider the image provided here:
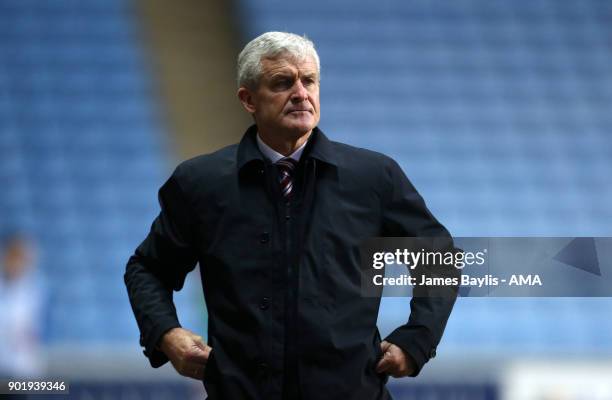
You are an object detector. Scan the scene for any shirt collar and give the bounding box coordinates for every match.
[256,132,309,163]
[237,124,338,172]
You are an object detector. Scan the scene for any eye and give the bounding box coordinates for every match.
[303,77,316,86]
[272,78,293,90]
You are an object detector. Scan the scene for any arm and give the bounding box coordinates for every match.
[124,169,199,367]
[379,158,459,377]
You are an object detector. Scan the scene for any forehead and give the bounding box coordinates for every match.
[260,55,318,77]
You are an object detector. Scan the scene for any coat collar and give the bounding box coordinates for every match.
[237,124,337,172]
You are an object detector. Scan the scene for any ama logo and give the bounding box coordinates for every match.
[509,274,542,286]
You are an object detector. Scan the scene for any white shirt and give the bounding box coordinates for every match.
[0,270,43,377]
[256,133,310,163]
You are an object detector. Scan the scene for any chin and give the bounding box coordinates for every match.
[287,118,317,133]
[279,121,310,135]
[288,125,314,138]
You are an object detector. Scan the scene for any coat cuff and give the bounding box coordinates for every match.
[141,319,181,368]
[384,326,436,377]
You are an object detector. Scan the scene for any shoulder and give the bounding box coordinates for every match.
[322,139,408,204]
[328,139,401,176]
[168,143,239,194]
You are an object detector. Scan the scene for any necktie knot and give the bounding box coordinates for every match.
[276,157,297,199]
[276,157,297,174]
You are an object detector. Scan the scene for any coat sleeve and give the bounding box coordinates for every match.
[380,158,459,377]
[124,167,199,367]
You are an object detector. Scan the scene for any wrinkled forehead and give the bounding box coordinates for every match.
[260,52,319,76]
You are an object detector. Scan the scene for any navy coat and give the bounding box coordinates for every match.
[125,125,457,400]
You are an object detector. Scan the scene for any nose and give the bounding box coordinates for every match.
[291,80,309,103]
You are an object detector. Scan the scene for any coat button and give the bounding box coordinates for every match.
[260,232,270,243]
[430,348,437,358]
[258,362,269,376]
[259,296,270,310]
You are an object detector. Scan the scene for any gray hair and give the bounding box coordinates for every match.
[237,31,320,89]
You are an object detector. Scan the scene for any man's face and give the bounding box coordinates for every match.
[239,55,320,140]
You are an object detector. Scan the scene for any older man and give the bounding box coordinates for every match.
[125,31,457,400]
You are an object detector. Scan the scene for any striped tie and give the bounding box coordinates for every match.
[276,157,298,199]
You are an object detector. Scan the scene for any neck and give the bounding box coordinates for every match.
[257,129,312,156]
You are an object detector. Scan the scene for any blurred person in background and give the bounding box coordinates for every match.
[0,232,43,384]
[125,31,458,400]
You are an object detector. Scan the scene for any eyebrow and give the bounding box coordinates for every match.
[275,72,317,78]
[270,73,293,80]
[267,71,319,83]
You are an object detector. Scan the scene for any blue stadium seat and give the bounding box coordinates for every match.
[0,0,185,345]
[236,0,612,355]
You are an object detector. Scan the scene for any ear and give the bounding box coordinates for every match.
[237,87,257,114]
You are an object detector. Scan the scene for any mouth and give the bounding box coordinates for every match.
[287,109,312,114]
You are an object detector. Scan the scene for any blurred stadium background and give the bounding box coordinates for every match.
[1,0,612,399]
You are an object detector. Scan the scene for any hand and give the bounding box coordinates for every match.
[375,340,416,378]
[159,327,212,380]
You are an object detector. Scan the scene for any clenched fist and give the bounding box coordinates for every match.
[375,340,416,378]
[159,327,212,380]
